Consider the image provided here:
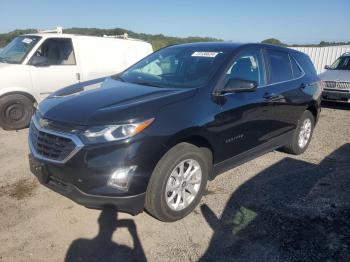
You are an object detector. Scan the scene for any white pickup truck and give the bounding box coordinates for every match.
[0,28,153,130]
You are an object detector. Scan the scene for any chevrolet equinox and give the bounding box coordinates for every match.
[29,43,322,222]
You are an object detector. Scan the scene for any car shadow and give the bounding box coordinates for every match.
[200,143,350,261]
[65,206,147,262]
[322,101,350,110]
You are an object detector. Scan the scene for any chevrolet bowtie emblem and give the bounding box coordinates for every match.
[39,118,50,128]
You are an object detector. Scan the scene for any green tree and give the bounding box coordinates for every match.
[261,38,286,46]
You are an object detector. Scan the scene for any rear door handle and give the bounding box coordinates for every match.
[263,92,283,101]
[263,92,276,99]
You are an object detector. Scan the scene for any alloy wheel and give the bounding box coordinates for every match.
[298,118,312,148]
[165,159,202,211]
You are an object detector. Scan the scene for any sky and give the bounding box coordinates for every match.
[1,0,349,44]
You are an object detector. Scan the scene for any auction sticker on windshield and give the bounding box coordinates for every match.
[191,51,219,58]
[22,38,33,44]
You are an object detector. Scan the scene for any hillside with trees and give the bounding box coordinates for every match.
[1,28,349,50]
[0,27,221,50]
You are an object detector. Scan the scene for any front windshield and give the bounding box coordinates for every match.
[330,56,350,70]
[120,46,229,88]
[0,35,41,64]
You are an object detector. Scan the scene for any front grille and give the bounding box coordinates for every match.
[29,120,79,163]
[324,81,350,90]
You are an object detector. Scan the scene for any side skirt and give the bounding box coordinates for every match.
[211,130,294,180]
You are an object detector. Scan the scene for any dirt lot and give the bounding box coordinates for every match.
[0,102,349,262]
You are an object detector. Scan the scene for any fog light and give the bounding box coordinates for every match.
[107,166,137,190]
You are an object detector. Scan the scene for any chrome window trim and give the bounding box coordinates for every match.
[221,70,306,96]
[220,51,306,96]
[259,52,306,88]
[28,116,84,164]
[258,69,305,88]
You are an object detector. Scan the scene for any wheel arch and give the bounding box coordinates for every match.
[0,87,38,105]
[0,91,37,104]
[164,132,216,178]
[306,102,319,122]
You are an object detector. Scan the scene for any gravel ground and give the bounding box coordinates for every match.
[0,102,349,262]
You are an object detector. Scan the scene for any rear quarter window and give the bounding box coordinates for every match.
[290,55,303,78]
[293,52,317,78]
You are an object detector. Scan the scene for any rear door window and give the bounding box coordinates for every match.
[266,49,293,84]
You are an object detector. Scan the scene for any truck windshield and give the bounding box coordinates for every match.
[330,56,350,70]
[119,46,229,88]
[0,35,41,64]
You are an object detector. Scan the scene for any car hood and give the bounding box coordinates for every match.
[319,70,350,82]
[38,77,197,125]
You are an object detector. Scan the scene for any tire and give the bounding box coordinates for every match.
[0,94,34,130]
[282,110,315,155]
[145,142,212,222]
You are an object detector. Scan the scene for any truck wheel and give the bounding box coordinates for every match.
[145,142,212,222]
[282,110,315,155]
[0,94,34,130]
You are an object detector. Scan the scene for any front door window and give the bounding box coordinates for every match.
[29,38,76,66]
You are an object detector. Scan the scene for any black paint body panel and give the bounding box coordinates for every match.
[29,43,321,214]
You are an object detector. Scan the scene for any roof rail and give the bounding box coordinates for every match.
[103,33,129,39]
[37,26,63,34]
[342,52,350,56]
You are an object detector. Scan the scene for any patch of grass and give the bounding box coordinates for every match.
[231,206,258,235]
[1,178,38,200]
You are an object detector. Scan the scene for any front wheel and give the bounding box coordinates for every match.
[145,143,212,222]
[0,94,34,130]
[282,110,315,155]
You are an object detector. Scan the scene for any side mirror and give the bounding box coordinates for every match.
[324,65,330,70]
[222,78,258,94]
[29,56,49,67]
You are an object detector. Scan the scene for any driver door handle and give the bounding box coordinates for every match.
[76,73,81,81]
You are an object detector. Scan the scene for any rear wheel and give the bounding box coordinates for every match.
[145,142,212,222]
[283,110,315,155]
[0,94,34,130]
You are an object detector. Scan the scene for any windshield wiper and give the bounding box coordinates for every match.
[131,80,164,88]
[113,74,125,82]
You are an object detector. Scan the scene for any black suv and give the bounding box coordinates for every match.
[29,43,321,222]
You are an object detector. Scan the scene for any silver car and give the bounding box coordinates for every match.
[319,53,350,103]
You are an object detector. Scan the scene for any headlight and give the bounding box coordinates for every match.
[81,118,154,144]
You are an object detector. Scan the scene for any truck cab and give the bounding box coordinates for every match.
[0,27,153,130]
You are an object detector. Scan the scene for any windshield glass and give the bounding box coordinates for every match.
[330,56,350,70]
[0,35,41,64]
[119,46,229,88]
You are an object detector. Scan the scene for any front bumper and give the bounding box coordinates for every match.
[322,89,350,103]
[29,154,148,214]
[28,118,168,214]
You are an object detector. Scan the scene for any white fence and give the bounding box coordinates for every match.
[291,45,350,74]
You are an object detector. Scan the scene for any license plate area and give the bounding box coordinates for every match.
[47,175,70,192]
[29,155,49,183]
